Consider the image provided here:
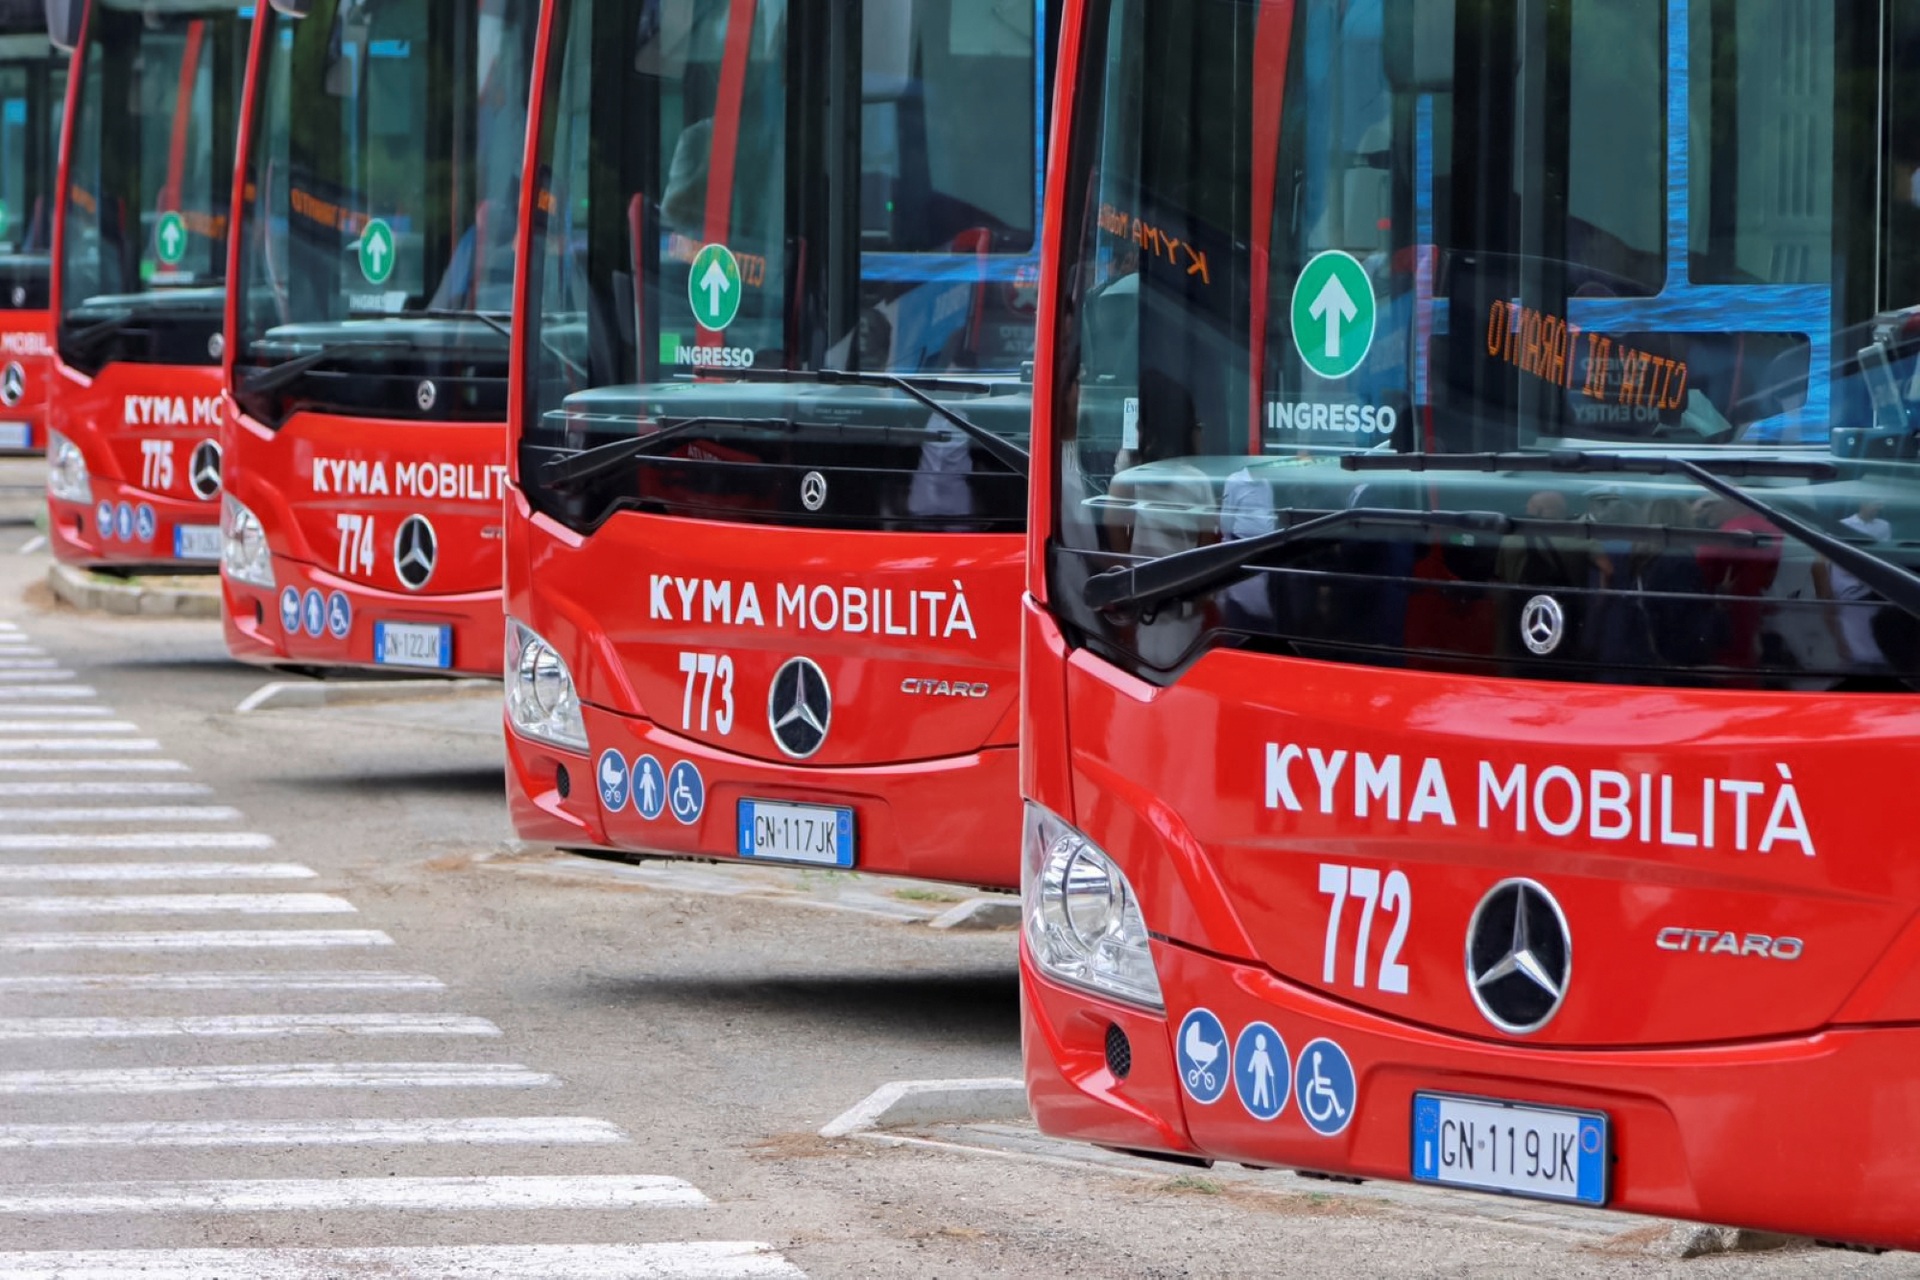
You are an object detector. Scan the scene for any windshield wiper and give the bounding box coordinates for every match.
[415,308,513,343]
[1344,449,1920,624]
[241,339,421,398]
[1083,506,1773,615]
[61,311,136,360]
[718,365,1029,476]
[537,416,798,492]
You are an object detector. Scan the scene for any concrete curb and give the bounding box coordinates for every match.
[47,562,221,618]
[928,897,1022,931]
[237,678,498,713]
[819,1077,1028,1138]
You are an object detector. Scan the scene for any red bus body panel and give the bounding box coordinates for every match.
[0,317,51,452]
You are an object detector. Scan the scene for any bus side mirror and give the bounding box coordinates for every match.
[1383,0,1454,92]
[43,0,82,52]
[267,0,312,16]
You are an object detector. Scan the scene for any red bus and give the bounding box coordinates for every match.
[504,0,1053,886]
[44,0,247,567]
[0,1,63,455]
[1024,0,1920,1250]
[220,0,536,675]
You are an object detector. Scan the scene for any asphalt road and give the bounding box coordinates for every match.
[0,484,1915,1277]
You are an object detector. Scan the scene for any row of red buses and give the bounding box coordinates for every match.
[0,0,62,455]
[219,0,534,675]
[1023,0,1920,1250]
[45,0,247,568]
[503,0,1055,886]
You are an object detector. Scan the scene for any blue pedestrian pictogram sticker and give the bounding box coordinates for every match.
[1233,1021,1291,1121]
[134,504,156,542]
[667,760,705,825]
[325,591,352,640]
[95,500,115,538]
[114,502,134,542]
[1175,1008,1230,1105]
[1295,1037,1356,1137]
[301,589,325,639]
[632,754,667,822]
[596,748,631,813]
[278,587,301,634]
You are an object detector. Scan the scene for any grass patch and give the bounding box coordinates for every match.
[892,886,967,903]
[1157,1174,1226,1196]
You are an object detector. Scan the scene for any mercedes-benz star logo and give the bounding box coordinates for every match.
[768,657,831,758]
[9,285,24,307]
[207,332,224,360]
[1466,878,1572,1035]
[1520,594,1566,656]
[0,361,23,407]
[393,514,437,591]
[800,471,828,513]
[188,440,221,500]
[415,380,437,412]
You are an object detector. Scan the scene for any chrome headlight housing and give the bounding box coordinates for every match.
[1023,803,1163,1010]
[221,494,275,588]
[46,430,91,503]
[506,619,588,752]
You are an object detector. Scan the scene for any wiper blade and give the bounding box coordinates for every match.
[1341,449,1837,480]
[414,308,513,343]
[1083,506,1774,615]
[61,311,136,358]
[241,340,420,398]
[716,365,1029,477]
[537,415,797,492]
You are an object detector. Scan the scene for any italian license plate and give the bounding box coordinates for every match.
[173,524,221,561]
[374,621,452,669]
[736,800,855,868]
[0,422,29,449]
[1411,1092,1608,1206]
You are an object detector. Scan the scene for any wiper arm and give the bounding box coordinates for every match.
[1340,449,1837,481]
[241,340,420,398]
[61,311,136,358]
[717,365,1029,477]
[537,415,796,492]
[415,308,513,343]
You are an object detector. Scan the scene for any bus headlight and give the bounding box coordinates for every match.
[506,619,588,752]
[1023,803,1163,1011]
[46,431,90,503]
[221,495,275,588]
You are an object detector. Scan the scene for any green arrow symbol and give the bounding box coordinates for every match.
[359,218,396,285]
[688,243,742,331]
[155,212,187,266]
[1290,250,1376,381]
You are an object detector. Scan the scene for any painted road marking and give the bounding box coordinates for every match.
[0,970,438,993]
[0,893,355,916]
[0,722,138,734]
[0,863,314,882]
[0,832,273,850]
[0,1013,500,1040]
[0,1116,627,1150]
[0,782,210,797]
[0,671,80,683]
[0,1174,706,1215]
[0,687,99,700]
[0,739,161,753]
[0,706,115,718]
[0,659,63,670]
[0,1243,802,1279]
[0,759,189,773]
[0,806,241,823]
[0,1062,560,1095]
[0,930,394,952]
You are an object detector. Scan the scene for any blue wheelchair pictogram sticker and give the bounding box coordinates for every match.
[278,586,301,634]
[596,748,631,812]
[632,754,667,822]
[1175,1008,1230,1105]
[1294,1037,1356,1137]
[301,588,325,639]
[325,591,352,640]
[114,502,134,542]
[667,760,705,825]
[134,504,156,542]
[95,500,115,538]
[1232,1021,1291,1121]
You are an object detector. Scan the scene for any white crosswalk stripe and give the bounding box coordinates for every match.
[0,628,805,1278]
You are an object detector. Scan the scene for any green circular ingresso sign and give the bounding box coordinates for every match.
[688,243,743,331]
[1290,250,1377,381]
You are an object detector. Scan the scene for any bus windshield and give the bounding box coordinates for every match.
[519,0,1045,534]
[231,0,538,427]
[0,30,65,310]
[1051,0,1920,690]
[58,0,246,371]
